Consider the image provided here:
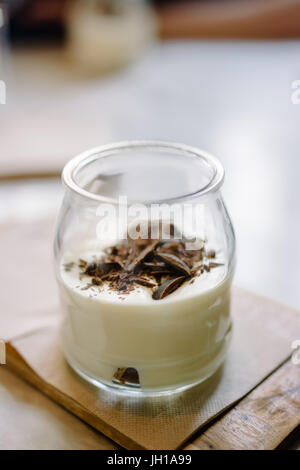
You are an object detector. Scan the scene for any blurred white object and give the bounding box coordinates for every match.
[0,4,6,68]
[67,0,157,74]
[0,340,5,364]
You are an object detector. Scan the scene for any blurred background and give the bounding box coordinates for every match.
[0,0,300,308]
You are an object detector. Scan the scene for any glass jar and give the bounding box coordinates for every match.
[55,141,235,395]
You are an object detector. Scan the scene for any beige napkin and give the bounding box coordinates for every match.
[2,219,300,449]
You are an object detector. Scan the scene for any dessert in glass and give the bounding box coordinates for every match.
[54,141,235,394]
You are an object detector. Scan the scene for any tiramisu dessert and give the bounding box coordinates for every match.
[58,220,232,392]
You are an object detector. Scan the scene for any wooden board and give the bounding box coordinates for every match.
[185,359,300,450]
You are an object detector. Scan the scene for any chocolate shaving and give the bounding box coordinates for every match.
[155,252,191,277]
[152,276,185,300]
[159,241,180,252]
[76,221,221,299]
[84,262,98,276]
[143,261,165,267]
[97,262,122,275]
[113,367,140,385]
[209,262,224,268]
[126,240,158,272]
[133,277,157,288]
[101,272,123,281]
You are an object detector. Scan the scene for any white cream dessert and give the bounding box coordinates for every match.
[58,222,232,392]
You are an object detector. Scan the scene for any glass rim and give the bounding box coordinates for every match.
[62,140,225,205]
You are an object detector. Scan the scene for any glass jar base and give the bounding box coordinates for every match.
[63,333,231,397]
[67,360,222,397]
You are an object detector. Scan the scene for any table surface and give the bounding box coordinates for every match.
[0,40,299,449]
